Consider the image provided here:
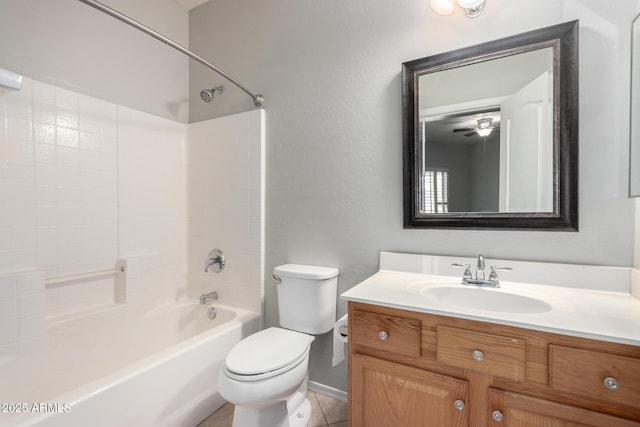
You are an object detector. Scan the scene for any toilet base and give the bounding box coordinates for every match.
[231,378,311,427]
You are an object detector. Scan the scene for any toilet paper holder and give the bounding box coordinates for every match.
[332,314,349,367]
[338,323,348,337]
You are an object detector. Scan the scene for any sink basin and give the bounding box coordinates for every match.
[420,286,552,314]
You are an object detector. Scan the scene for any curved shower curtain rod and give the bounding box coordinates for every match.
[77,0,264,107]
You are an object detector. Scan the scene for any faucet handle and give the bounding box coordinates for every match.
[205,249,225,273]
[451,263,473,283]
[488,266,512,283]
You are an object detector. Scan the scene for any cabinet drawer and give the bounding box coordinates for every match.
[437,326,526,382]
[550,345,640,407]
[352,310,421,358]
[489,388,640,427]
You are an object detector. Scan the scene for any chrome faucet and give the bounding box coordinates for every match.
[452,254,511,288]
[475,254,485,280]
[199,290,219,305]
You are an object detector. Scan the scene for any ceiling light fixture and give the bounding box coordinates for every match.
[476,118,493,137]
[429,0,455,16]
[430,0,486,18]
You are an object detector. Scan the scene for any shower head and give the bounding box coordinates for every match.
[200,85,224,103]
[200,89,214,103]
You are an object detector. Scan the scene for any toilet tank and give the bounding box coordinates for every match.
[274,264,339,335]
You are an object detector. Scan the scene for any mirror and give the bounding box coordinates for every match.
[403,21,578,230]
[630,13,640,197]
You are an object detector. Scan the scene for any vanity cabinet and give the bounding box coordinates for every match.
[348,302,640,427]
[350,353,468,426]
[489,389,640,427]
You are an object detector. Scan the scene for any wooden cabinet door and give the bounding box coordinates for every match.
[350,353,469,427]
[489,388,640,427]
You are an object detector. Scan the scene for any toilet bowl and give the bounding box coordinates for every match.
[218,264,339,427]
[218,328,314,427]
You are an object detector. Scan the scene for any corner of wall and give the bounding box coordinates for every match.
[632,267,640,299]
[635,198,640,268]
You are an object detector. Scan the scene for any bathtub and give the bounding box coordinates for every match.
[0,302,261,427]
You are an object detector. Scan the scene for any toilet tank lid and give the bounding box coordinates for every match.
[274,264,339,280]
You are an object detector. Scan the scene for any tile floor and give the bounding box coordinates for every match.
[197,391,347,427]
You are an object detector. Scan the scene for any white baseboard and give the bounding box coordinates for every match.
[308,381,348,402]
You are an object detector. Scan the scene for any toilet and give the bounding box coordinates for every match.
[218,264,339,427]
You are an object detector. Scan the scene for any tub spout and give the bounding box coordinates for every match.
[199,291,219,305]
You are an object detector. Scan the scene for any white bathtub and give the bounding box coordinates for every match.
[0,302,261,427]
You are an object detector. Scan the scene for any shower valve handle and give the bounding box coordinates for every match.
[205,249,225,273]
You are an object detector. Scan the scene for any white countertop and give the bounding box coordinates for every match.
[341,252,640,346]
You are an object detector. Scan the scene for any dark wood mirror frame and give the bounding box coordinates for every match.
[402,21,578,230]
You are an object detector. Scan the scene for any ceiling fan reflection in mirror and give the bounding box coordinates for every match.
[453,118,500,137]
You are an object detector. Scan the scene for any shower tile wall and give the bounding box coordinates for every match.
[0,75,264,334]
[0,271,45,363]
[187,110,265,313]
[118,105,188,308]
[0,78,118,286]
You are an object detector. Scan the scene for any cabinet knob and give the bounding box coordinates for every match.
[453,399,465,411]
[378,331,388,341]
[492,410,504,422]
[472,350,484,361]
[603,376,619,391]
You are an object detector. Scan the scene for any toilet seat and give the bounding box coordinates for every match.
[224,327,312,382]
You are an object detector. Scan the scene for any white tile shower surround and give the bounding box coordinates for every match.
[0,271,45,363]
[0,75,264,347]
[118,105,190,310]
[187,114,265,311]
[0,80,114,276]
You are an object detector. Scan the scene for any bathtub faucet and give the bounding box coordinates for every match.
[199,290,219,305]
